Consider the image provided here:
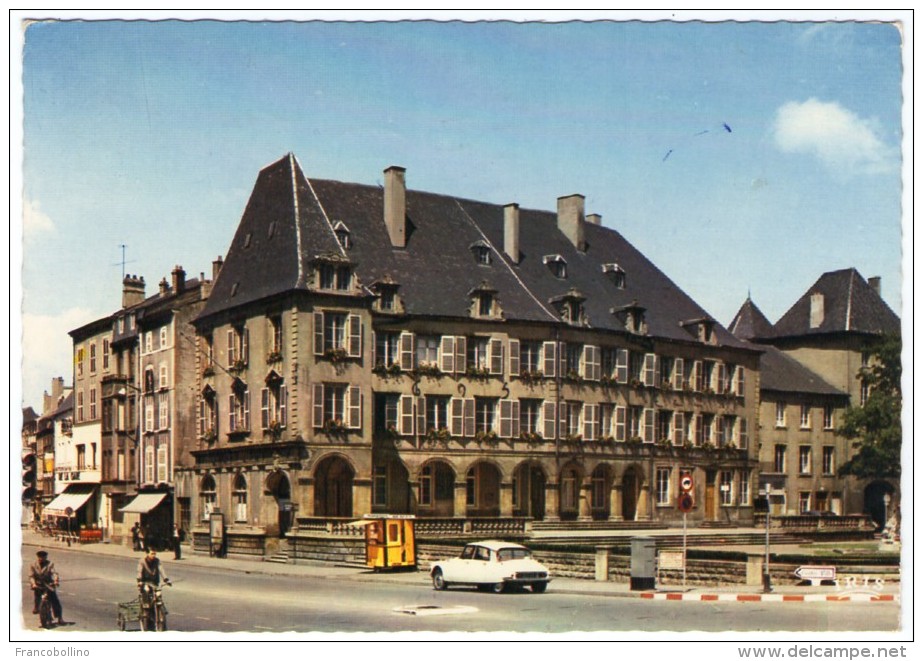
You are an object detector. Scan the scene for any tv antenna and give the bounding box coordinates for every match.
[113,244,137,280]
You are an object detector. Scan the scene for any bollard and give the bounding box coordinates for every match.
[595,546,612,582]
[746,554,764,586]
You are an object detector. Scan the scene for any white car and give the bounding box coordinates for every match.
[430,540,552,593]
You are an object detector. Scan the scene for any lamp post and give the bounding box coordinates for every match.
[763,482,773,593]
[882,493,891,535]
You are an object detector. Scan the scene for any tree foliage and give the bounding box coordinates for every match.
[837,335,902,479]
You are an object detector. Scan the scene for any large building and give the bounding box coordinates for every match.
[177,154,763,553]
[729,269,900,526]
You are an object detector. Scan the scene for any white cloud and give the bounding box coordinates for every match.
[23,198,55,240]
[20,307,97,408]
[772,99,894,175]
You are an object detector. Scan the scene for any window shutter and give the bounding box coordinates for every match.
[450,397,464,437]
[455,336,467,375]
[198,399,205,436]
[615,406,626,442]
[312,383,324,428]
[499,399,513,438]
[643,408,655,443]
[370,331,377,366]
[243,390,250,430]
[489,338,504,375]
[399,331,415,371]
[348,385,361,429]
[717,416,726,446]
[416,396,426,437]
[508,339,520,377]
[542,341,557,377]
[558,401,568,438]
[348,314,362,358]
[559,342,567,379]
[739,418,749,448]
[440,336,456,374]
[717,362,727,393]
[227,329,236,364]
[583,403,597,441]
[280,384,287,426]
[693,360,703,392]
[242,327,250,363]
[586,345,601,381]
[511,400,521,438]
[261,388,270,429]
[616,348,628,383]
[673,411,685,445]
[228,394,236,432]
[313,312,325,355]
[463,398,475,437]
[542,401,557,440]
[673,358,685,390]
[399,395,414,436]
[695,413,704,445]
[736,366,745,396]
[643,353,657,387]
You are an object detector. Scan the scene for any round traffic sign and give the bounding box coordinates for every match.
[678,493,694,513]
[65,507,74,516]
[680,475,694,492]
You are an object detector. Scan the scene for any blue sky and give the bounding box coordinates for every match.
[15,17,906,408]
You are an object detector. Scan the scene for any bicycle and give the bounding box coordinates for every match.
[138,580,170,632]
[36,586,56,629]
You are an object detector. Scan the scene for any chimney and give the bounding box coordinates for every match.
[504,203,520,264]
[159,277,169,296]
[810,292,825,328]
[587,213,602,226]
[212,256,224,281]
[200,273,211,300]
[43,377,65,415]
[383,166,407,248]
[122,275,146,309]
[557,194,586,251]
[868,276,881,297]
[171,265,186,293]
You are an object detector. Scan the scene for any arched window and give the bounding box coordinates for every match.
[233,473,248,522]
[201,474,217,521]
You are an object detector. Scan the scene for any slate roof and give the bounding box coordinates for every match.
[198,154,752,350]
[755,343,847,398]
[771,268,900,339]
[728,297,775,341]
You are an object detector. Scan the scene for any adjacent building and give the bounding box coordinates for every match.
[178,154,763,553]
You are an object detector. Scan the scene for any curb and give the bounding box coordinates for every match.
[639,592,898,603]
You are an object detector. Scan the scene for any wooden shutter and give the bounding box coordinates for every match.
[370,331,377,366]
[508,339,520,377]
[260,388,270,429]
[616,349,628,383]
[693,360,703,392]
[739,418,749,448]
[347,314,362,357]
[198,399,205,436]
[615,406,626,442]
[717,416,726,446]
[489,338,504,375]
[416,396,426,437]
[399,394,414,436]
[542,341,557,377]
[643,353,657,387]
[542,400,557,439]
[228,394,237,432]
[673,411,685,445]
[399,331,415,371]
[227,329,236,364]
[243,390,250,430]
[559,342,567,379]
[558,401,568,438]
[585,345,601,381]
[347,385,361,429]
[673,358,685,390]
[736,365,745,396]
[511,400,521,439]
[279,384,287,426]
[695,413,704,445]
[450,397,464,436]
[313,312,325,355]
[499,400,513,438]
[583,403,598,441]
[463,398,475,437]
[717,362,727,393]
[242,327,250,363]
[454,336,467,375]
[312,383,324,428]
[642,408,655,443]
[440,336,456,374]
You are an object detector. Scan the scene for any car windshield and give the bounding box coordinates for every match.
[497,547,531,562]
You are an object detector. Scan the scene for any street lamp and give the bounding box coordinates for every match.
[763,482,773,593]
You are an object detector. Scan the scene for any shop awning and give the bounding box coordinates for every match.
[44,485,96,516]
[119,492,167,514]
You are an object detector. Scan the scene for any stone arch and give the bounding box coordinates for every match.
[378,457,412,514]
[417,459,456,517]
[513,460,547,520]
[621,464,646,522]
[264,469,293,536]
[465,460,502,517]
[558,462,585,521]
[863,480,896,531]
[589,463,615,520]
[313,454,355,518]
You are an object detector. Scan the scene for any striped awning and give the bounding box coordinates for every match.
[44,485,96,516]
[119,492,167,514]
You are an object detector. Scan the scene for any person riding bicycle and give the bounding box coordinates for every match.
[30,550,65,625]
[137,549,170,605]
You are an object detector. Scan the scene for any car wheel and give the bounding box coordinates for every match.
[491,582,505,594]
[432,568,448,591]
[532,582,548,593]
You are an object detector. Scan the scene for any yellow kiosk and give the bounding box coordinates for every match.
[348,514,416,571]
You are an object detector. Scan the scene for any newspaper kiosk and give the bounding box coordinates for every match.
[348,514,416,571]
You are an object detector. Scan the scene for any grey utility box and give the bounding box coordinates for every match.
[630,537,656,590]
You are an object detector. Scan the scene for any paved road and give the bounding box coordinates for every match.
[17,547,900,634]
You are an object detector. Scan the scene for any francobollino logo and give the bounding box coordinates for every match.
[833,574,885,597]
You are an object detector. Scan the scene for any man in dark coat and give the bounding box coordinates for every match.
[29,550,65,625]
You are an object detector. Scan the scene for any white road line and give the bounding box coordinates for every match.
[221,621,239,626]
[254,625,274,630]
[195,616,211,621]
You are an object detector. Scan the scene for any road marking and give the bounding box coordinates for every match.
[254,625,275,630]
[221,621,239,626]
[393,604,479,616]
[195,616,211,621]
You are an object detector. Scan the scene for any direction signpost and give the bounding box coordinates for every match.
[678,471,694,588]
[794,565,837,586]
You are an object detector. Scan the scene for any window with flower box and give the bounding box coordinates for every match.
[312,383,362,430]
[260,381,288,432]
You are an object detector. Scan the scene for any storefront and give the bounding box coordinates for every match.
[43,483,99,536]
[120,491,173,550]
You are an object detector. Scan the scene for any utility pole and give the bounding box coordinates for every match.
[763,482,773,593]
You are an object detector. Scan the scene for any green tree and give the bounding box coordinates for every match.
[837,335,902,479]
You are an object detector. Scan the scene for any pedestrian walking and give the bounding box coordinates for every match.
[131,523,141,551]
[172,524,182,560]
[139,525,147,552]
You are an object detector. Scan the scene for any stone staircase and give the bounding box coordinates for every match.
[265,539,290,564]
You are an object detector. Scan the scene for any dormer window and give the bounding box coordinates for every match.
[543,255,567,279]
[550,288,587,326]
[370,276,401,314]
[318,262,351,291]
[613,301,648,335]
[680,317,717,345]
[468,281,501,319]
[603,263,626,289]
[333,221,352,250]
[470,240,492,266]
[478,292,494,316]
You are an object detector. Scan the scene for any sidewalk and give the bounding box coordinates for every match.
[17,528,899,604]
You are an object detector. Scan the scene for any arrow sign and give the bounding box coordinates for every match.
[794,565,836,581]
